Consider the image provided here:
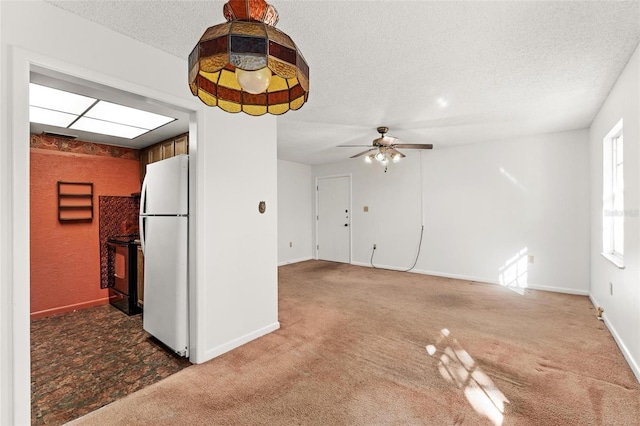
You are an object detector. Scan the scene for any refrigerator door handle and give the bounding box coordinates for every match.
[139,174,148,255]
[139,216,146,255]
[140,175,148,216]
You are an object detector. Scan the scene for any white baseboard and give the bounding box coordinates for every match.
[278,256,312,267]
[351,261,589,296]
[352,261,410,272]
[202,321,280,362]
[589,295,640,383]
[526,283,588,296]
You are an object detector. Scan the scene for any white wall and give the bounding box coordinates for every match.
[277,160,313,265]
[199,112,279,360]
[0,2,278,423]
[313,129,591,295]
[0,2,8,423]
[589,44,640,381]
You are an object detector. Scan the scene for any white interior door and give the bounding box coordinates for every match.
[317,176,351,263]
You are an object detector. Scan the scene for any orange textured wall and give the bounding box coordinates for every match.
[30,148,141,318]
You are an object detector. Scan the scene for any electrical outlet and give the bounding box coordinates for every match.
[373,244,377,250]
[610,282,613,296]
[528,255,534,264]
[364,206,369,212]
[289,242,292,248]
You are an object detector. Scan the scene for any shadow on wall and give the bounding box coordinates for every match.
[426,328,509,426]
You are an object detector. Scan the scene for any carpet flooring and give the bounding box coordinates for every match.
[69,261,640,425]
[31,304,191,425]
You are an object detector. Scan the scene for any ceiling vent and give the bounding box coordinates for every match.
[42,131,78,139]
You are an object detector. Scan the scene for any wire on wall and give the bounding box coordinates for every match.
[370,225,424,272]
[370,151,425,273]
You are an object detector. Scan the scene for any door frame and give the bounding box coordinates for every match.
[1,46,201,423]
[314,174,353,263]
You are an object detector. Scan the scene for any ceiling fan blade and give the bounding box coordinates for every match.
[350,148,377,159]
[392,143,433,149]
[387,148,406,158]
[337,144,374,147]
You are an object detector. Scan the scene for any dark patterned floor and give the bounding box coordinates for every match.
[31,304,192,425]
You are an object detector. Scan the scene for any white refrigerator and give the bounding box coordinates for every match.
[139,154,189,357]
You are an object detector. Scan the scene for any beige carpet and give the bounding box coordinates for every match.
[69,260,640,425]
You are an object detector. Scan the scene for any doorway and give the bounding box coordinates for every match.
[4,46,199,424]
[28,71,192,422]
[316,175,351,263]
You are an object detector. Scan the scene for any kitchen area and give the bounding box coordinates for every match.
[29,71,193,424]
[30,131,188,320]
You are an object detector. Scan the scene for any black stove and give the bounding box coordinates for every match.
[107,234,139,244]
[107,234,141,315]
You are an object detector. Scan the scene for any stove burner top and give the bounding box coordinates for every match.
[108,234,140,244]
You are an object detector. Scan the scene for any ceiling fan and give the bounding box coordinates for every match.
[337,127,433,166]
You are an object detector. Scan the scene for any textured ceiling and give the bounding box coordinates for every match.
[47,0,640,165]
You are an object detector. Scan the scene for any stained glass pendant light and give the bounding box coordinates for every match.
[188,0,309,116]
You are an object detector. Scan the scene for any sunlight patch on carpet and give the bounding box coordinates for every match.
[427,328,509,426]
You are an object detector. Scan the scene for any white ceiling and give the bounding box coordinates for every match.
[46,0,640,165]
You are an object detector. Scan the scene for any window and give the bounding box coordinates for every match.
[602,119,624,268]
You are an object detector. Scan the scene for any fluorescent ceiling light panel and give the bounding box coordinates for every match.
[70,117,149,139]
[85,101,175,130]
[29,83,176,139]
[29,106,78,128]
[29,83,96,114]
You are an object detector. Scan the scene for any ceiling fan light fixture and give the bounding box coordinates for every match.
[338,127,433,168]
[188,0,310,116]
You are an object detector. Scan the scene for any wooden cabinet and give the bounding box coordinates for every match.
[174,135,188,155]
[139,143,163,183]
[139,151,150,184]
[139,133,188,184]
[148,144,163,163]
[161,140,175,158]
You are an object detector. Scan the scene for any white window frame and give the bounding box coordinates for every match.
[601,119,624,268]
